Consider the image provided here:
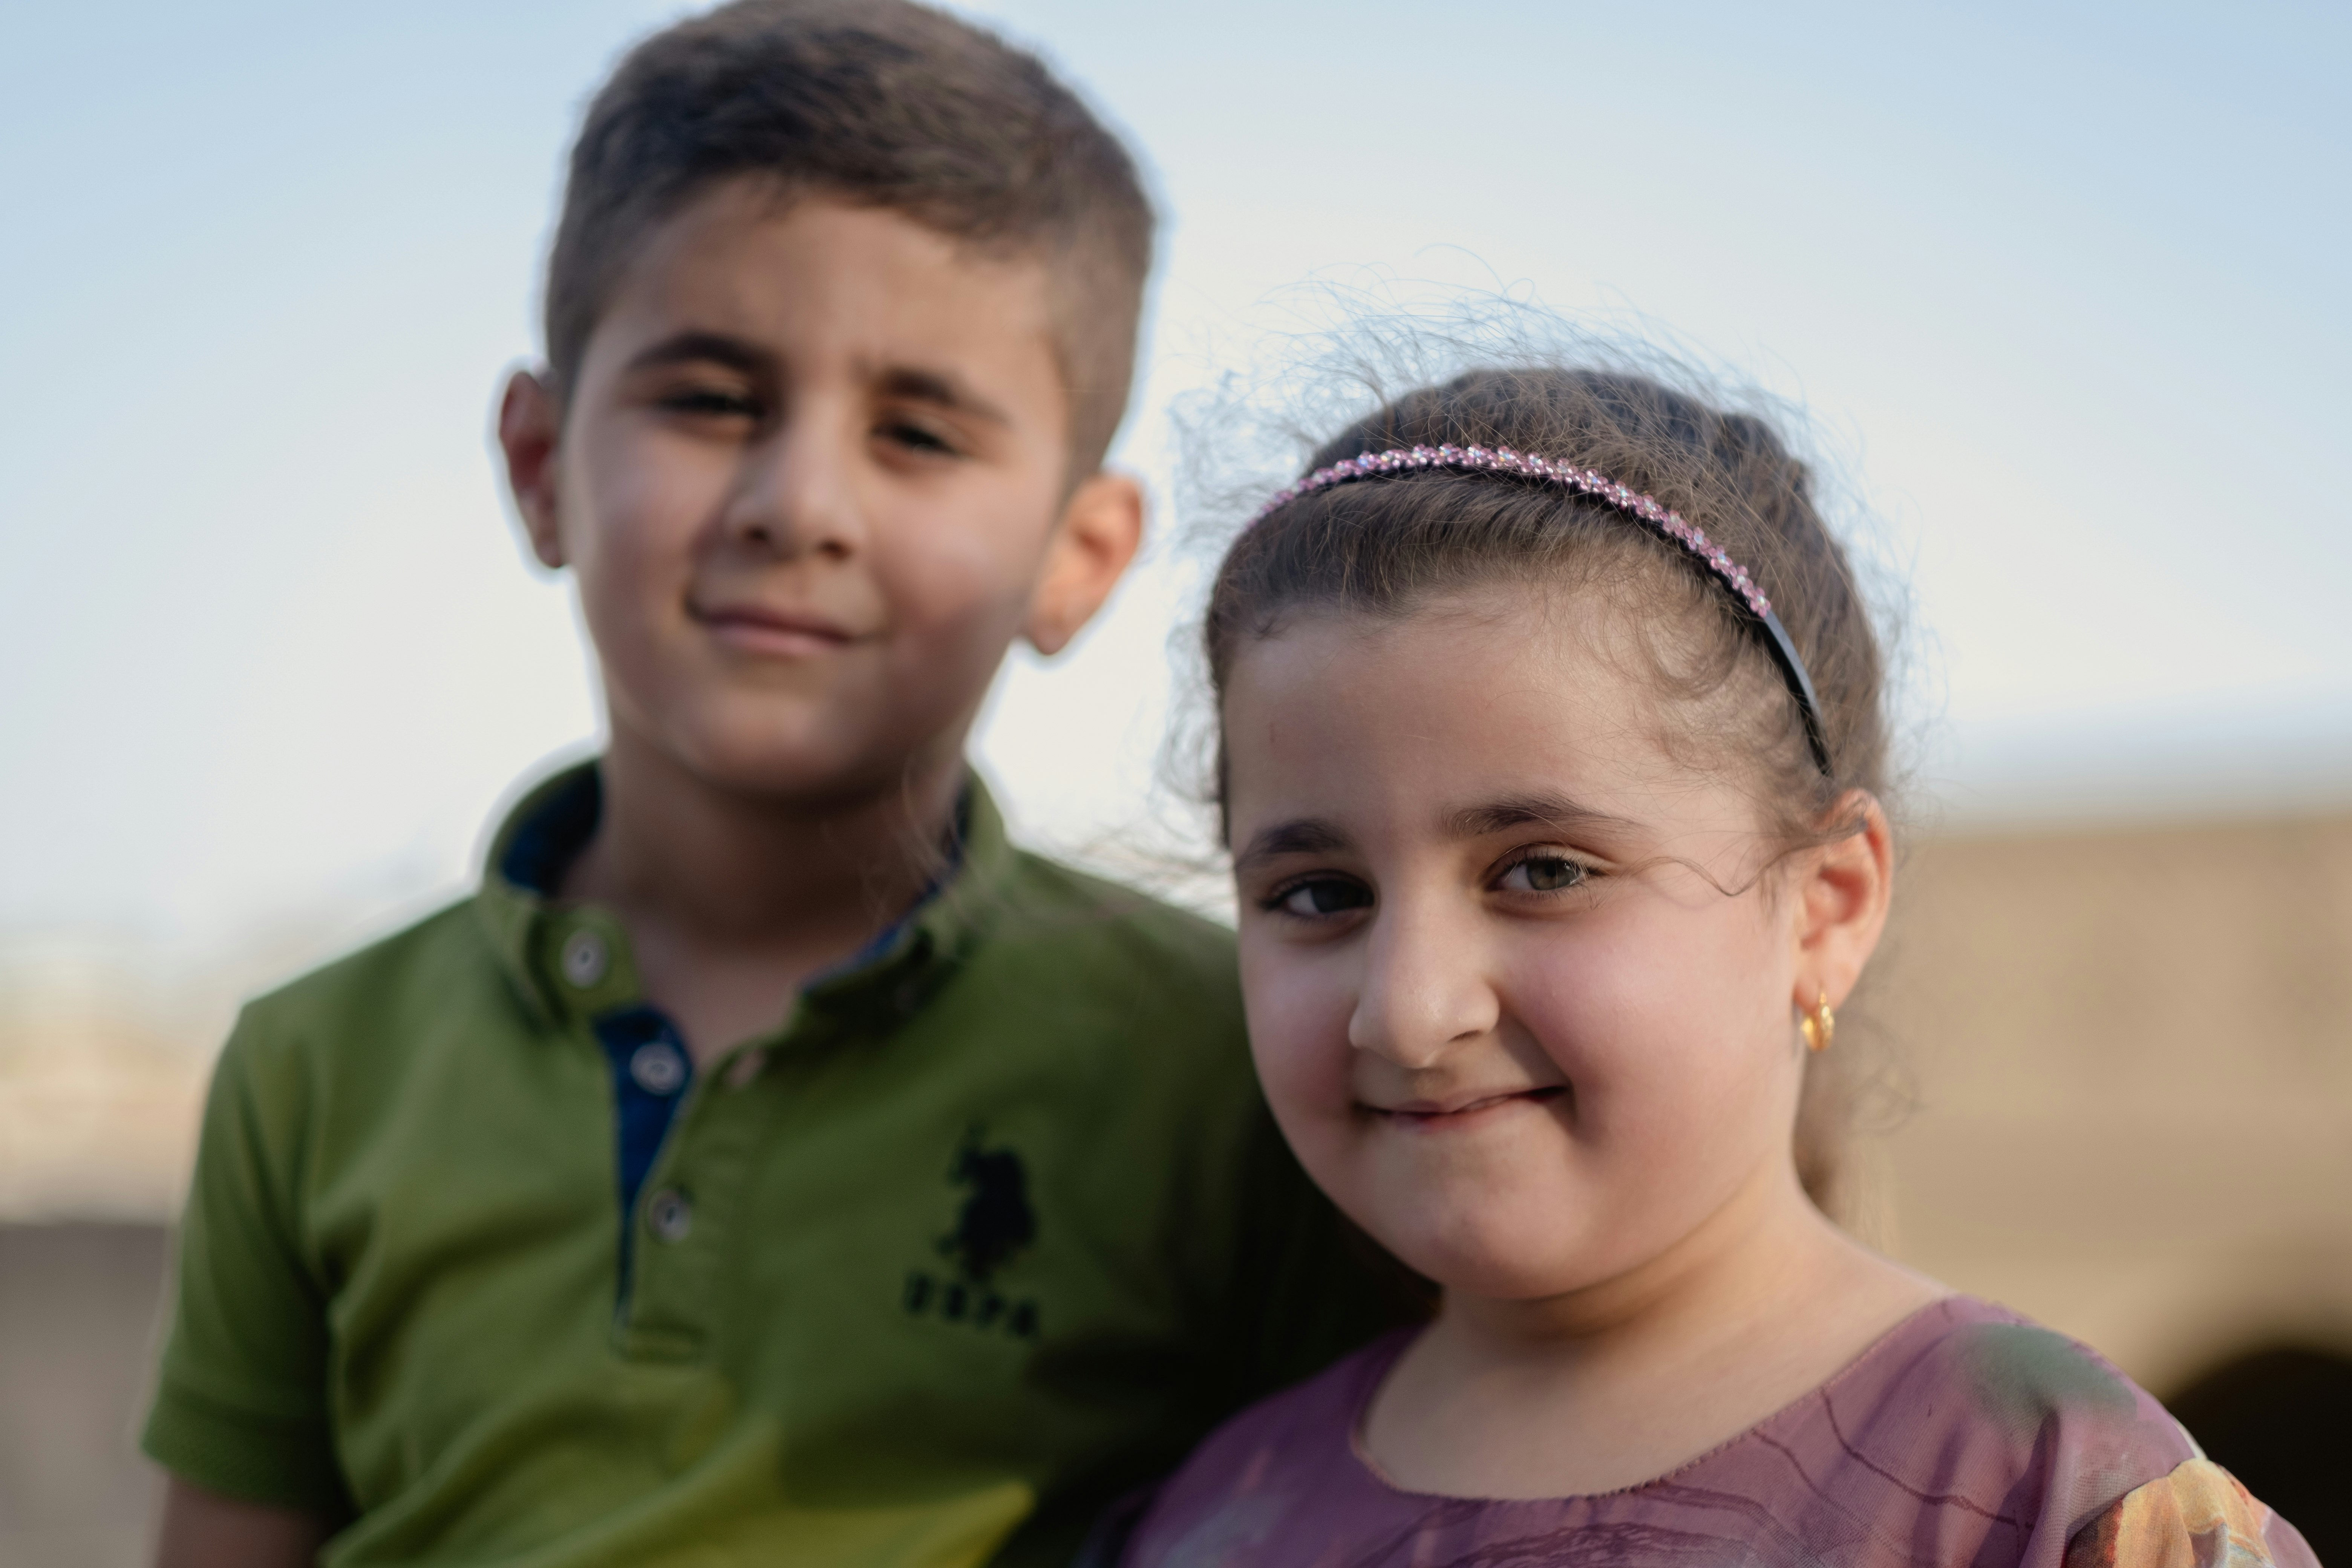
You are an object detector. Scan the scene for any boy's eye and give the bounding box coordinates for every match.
[657,385,761,420]
[1497,854,1588,894]
[1266,877,1373,919]
[877,418,959,457]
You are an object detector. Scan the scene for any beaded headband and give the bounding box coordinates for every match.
[1250,443,1833,774]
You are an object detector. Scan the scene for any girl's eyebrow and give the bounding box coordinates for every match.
[1235,793,1632,873]
[1232,818,1350,873]
[1446,791,1634,839]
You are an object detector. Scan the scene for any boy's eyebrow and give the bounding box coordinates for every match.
[1232,818,1351,873]
[1446,791,1635,839]
[873,364,1013,427]
[625,330,773,376]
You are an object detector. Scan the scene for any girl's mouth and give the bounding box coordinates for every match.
[1371,1085,1567,1131]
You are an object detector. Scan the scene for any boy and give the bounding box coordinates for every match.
[143,4,1399,1565]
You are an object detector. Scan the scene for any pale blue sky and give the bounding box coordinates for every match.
[2,1,2346,963]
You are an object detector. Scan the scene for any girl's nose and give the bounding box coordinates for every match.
[1346,898,1501,1070]
[724,412,864,562]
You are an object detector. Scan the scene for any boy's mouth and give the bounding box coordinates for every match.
[691,600,859,658]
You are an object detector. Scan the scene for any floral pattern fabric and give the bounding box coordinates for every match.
[2064,1460,2311,1568]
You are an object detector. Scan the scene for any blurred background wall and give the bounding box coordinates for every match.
[3,2,2345,1564]
[1874,814,2352,1552]
[1880,815,2352,1395]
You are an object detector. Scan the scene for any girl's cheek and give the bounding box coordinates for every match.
[1510,922,1761,1138]
[1238,939,1358,1125]
[1507,937,1650,1088]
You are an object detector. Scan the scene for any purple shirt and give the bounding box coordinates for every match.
[1120,1295,2318,1568]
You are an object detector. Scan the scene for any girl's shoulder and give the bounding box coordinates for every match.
[1790,1294,2317,1566]
[1764,1296,2166,1553]
[1800,1293,2187,1496]
[1117,1298,2320,1568]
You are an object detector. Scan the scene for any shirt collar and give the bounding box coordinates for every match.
[475,759,1017,1035]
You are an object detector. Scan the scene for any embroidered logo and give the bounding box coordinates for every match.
[904,1126,1041,1338]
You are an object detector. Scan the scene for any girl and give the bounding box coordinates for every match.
[1119,368,2316,1566]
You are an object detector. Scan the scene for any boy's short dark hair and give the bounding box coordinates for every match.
[547,0,1156,473]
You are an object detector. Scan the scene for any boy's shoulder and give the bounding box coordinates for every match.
[250,896,493,1010]
[222,893,526,1082]
[993,844,1236,969]
[225,830,1245,1070]
[919,841,1249,1075]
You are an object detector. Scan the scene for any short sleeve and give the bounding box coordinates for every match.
[141,1009,351,1515]
[2062,1458,2320,1568]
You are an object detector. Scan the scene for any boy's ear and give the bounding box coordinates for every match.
[1022,472,1144,656]
[1791,791,1894,1017]
[497,369,568,570]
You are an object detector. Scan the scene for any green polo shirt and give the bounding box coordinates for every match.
[145,764,1402,1567]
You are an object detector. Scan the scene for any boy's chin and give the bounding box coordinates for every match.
[637,714,957,810]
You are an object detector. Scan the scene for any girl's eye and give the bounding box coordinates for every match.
[1498,854,1588,894]
[1267,877,1373,919]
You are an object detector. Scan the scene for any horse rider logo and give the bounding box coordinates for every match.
[903,1126,1040,1337]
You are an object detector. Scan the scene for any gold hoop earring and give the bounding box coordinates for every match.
[1799,991,1835,1053]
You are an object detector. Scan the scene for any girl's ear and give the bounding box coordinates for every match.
[1792,791,1894,1014]
[1023,471,1144,656]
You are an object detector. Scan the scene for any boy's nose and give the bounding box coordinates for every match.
[1346,901,1500,1070]
[724,422,865,562]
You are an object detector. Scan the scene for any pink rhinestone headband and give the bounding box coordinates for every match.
[1250,443,1832,773]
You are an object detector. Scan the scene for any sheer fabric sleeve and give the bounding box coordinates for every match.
[2062,1459,2319,1568]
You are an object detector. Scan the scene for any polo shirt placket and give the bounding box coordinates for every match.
[514,780,963,1363]
[626,930,943,1364]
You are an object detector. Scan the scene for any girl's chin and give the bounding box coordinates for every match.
[1363,1207,1605,1300]
[1409,1253,1601,1303]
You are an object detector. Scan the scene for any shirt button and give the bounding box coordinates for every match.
[629,1040,688,1096]
[647,1188,693,1243]
[559,930,608,989]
